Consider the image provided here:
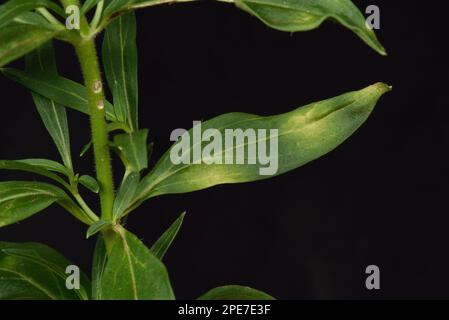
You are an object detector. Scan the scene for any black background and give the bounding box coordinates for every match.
[1,0,448,299]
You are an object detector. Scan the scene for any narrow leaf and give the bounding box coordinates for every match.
[1,68,117,121]
[233,0,386,55]
[26,42,73,170]
[113,171,140,219]
[100,226,175,300]
[0,24,57,68]
[17,158,69,176]
[0,181,67,227]
[103,12,138,130]
[198,285,274,300]
[112,129,149,172]
[0,242,90,300]
[79,175,100,194]
[0,0,63,28]
[0,160,70,188]
[150,212,185,260]
[133,83,391,205]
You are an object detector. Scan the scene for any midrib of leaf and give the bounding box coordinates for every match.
[0,267,58,300]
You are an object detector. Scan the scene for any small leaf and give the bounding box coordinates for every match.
[79,175,100,194]
[26,41,73,171]
[132,83,391,205]
[17,158,69,176]
[0,241,90,300]
[0,0,63,28]
[0,181,67,227]
[0,160,70,188]
[86,220,111,239]
[198,285,274,300]
[113,129,149,172]
[92,235,108,300]
[1,68,117,121]
[233,0,386,55]
[100,226,175,300]
[113,171,140,219]
[0,24,57,68]
[103,12,138,131]
[150,212,185,260]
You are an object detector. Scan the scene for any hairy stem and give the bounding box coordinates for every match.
[60,0,115,222]
[74,39,115,222]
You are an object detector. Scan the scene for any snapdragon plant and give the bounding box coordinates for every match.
[0,0,390,300]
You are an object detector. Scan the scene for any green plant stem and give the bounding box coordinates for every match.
[73,192,99,222]
[74,39,115,222]
[61,0,115,222]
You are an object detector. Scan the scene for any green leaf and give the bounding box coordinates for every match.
[8,11,52,27]
[198,285,274,300]
[100,226,175,300]
[0,0,63,28]
[132,83,391,206]
[103,12,138,131]
[1,68,117,121]
[232,0,386,55]
[86,220,111,239]
[79,175,100,194]
[150,212,185,260]
[26,42,73,171]
[17,158,70,176]
[0,180,92,227]
[0,181,65,227]
[0,160,70,189]
[113,171,140,219]
[0,241,90,300]
[0,24,57,68]
[112,129,149,172]
[82,0,104,13]
[92,235,108,300]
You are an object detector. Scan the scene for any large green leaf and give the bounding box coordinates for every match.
[99,226,175,300]
[103,12,138,131]
[0,0,63,28]
[0,24,57,68]
[232,0,386,55]
[150,212,185,260]
[198,285,274,300]
[1,68,117,121]
[127,83,390,209]
[0,242,90,300]
[112,129,149,172]
[0,181,91,227]
[26,42,73,171]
